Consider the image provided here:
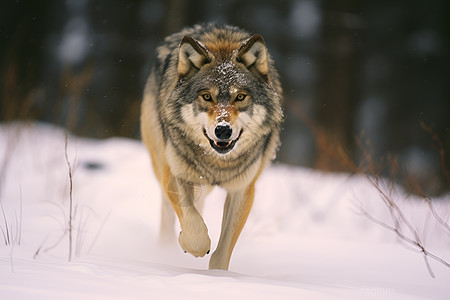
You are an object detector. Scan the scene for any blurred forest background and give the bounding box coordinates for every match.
[1,0,449,195]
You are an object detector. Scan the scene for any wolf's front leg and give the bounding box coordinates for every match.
[159,193,176,244]
[162,170,211,257]
[209,182,256,270]
[177,204,211,257]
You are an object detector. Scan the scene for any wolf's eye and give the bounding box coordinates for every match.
[202,93,212,101]
[236,93,246,101]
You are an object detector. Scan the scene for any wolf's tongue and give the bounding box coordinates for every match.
[215,141,231,148]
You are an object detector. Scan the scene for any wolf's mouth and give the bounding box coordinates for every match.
[203,129,242,154]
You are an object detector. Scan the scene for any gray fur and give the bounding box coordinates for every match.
[141,24,283,270]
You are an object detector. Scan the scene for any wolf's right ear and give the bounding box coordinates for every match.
[237,34,269,76]
[178,36,211,77]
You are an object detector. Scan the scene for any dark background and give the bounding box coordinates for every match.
[1,0,449,195]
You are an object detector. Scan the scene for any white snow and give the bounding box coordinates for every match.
[0,122,449,299]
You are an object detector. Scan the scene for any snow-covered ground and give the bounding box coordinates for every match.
[0,122,449,299]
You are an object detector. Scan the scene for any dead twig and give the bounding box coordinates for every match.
[359,205,450,279]
[288,99,450,277]
[420,121,450,186]
[64,132,74,262]
[355,139,450,278]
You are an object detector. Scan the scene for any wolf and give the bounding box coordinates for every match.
[140,23,283,270]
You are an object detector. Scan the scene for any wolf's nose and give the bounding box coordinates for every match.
[215,125,232,140]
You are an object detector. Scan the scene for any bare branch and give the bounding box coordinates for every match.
[423,197,450,236]
[64,132,74,262]
[420,121,450,186]
[354,138,450,277]
[359,204,450,278]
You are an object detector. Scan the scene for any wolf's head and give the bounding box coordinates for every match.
[170,30,282,158]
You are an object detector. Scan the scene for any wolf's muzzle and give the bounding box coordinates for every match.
[203,128,243,155]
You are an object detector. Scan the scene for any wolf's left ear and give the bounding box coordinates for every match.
[237,34,269,76]
[178,36,211,77]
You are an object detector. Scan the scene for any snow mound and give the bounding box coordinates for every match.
[0,122,449,299]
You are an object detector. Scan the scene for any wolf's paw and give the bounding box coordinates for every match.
[178,228,211,257]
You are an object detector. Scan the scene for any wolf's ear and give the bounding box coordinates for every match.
[237,34,269,76]
[178,36,211,77]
